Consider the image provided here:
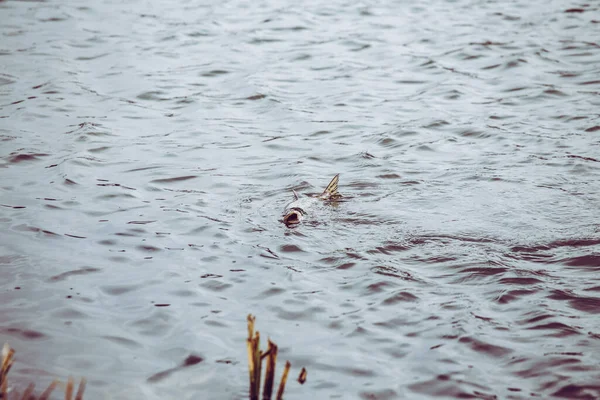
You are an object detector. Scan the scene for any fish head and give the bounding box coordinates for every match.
[283,207,305,226]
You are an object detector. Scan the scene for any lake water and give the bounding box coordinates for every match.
[1,0,599,399]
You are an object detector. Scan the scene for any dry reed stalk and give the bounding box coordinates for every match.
[38,380,60,400]
[20,383,35,400]
[297,367,307,384]
[261,340,277,400]
[246,315,307,400]
[0,343,85,400]
[65,377,74,400]
[247,314,261,400]
[1,344,15,400]
[274,361,290,400]
[73,378,86,400]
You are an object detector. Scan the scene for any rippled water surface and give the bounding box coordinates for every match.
[1,0,600,398]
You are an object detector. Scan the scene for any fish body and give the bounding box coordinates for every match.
[283,174,340,226]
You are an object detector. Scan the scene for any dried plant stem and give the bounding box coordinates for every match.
[0,343,85,400]
[262,340,277,400]
[38,380,60,400]
[1,343,15,399]
[21,383,35,400]
[275,361,291,400]
[246,316,306,400]
[247,314,261,400]
[297,367,307,384]
[65,376,74,400]
[74,378,86,400]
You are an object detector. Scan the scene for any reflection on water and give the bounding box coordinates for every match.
[1,0,599,398]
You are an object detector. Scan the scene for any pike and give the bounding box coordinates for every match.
[282,174,341,226]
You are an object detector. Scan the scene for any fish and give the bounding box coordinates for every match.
[282,174,341,226]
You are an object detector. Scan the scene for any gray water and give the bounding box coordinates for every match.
[1,0,600,399]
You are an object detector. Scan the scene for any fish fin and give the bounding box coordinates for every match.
[293,189,299,200]
[321,174,340,198]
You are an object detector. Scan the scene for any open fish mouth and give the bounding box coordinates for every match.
[283,209,303,225]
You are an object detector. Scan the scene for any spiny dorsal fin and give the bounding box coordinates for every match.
[293,189,299,200]
[322,174,339,198]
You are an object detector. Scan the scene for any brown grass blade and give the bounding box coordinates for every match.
[1,343,16,399]
[297,367,307,384]
[275,361,291,400]
[74,378,86,400]
[262,340,277,400]
[20,383,35,400]
[247,315,262,400]
[65,376,74,400]
[38,380,60,400]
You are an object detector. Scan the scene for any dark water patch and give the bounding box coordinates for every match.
[499,277,543,285]
[563,255,600,269]
[123,165,162,173]
[376,173,402,179]
[101,335,142,349]
[367,242,411,255]
[245,93,266,100]
[0,327,46,340]
[381,291,418,305]
[127,220,156,225]
[201,70,229,77]
[137,245,161,252]
[364,281,397,295]
[279,244,304,253]
[51,307,87,319]
[6,152,49,163]
[375,136,400,148]
[547,289,600,314]
[255,287,285,298]
[547,238,600,249]
[12,224,60,237]
[48,267,100,282]
[452,266,509,283]
[371,266,420,282]
[66,121,112,136]
[496,289,537,304]
[97,181,136,190]
[168,289,196,298]
[88,146,112,153]
[1,204,26,209]
[409,374,493,399]
[136,91,169,101]
[100,284,144,296]
[200,274,222,279]
[457,128,492,138]
[97,192,137,200]
[359,389,397,400]
[336,262,356,270]
[567,154,599,162]
[526,321,581,336]
[348,326,371,337]
[313,362,377,378]
[199,280,232,292]
[517,312,554,326]
[257,245,279,259]
[552,384,600,400]
[270,306,325,321]
[458,336,512,357]
[147,354,204,383]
